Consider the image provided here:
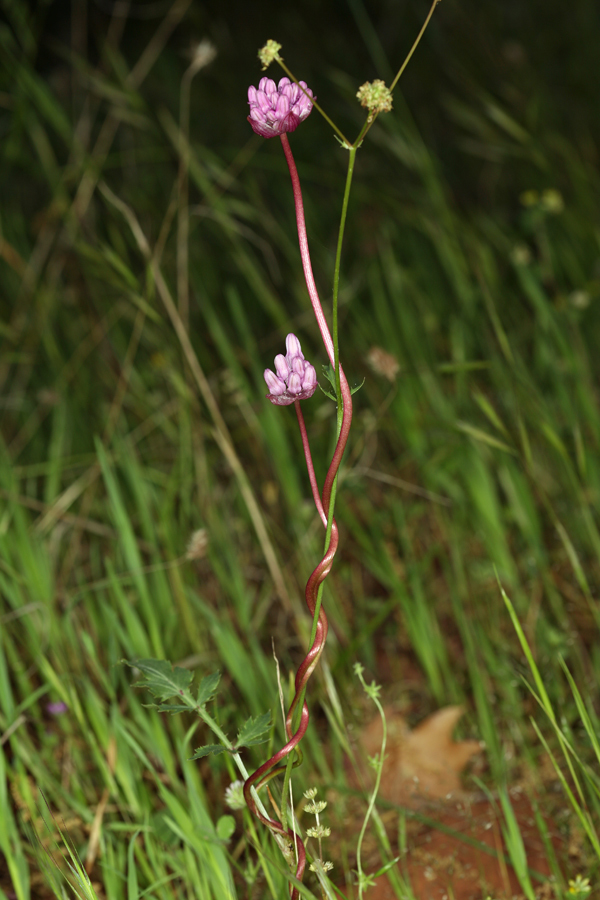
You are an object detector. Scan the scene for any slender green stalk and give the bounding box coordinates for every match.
[353,0,441,146]
[389,0,440,93]
[332,146,358,409]
[274,57,352,147]
[353,664,388,898]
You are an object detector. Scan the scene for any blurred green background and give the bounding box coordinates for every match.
[1,0,600,898]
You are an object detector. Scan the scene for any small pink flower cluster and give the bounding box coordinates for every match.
[264,333,318,406]
[247,77,314,139]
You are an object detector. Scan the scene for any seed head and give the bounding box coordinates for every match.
[186,528,208,560]
[189,38,217,71]
[366,346,400,382]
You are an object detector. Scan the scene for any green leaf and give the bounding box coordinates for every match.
[216,815,236,841]
[150,811,181,847]
[319,364,337,400]
[373,857,400,877]
[127,830,140,900]
[197,671,221,706]
[319,383,337,401]
[124,658,193,701]
[236,711,271,748]
[455,420,517,455]
[189,744,227,760]
[142,703,188,714]
[318,364,363,399]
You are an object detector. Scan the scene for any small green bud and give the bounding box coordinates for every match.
[305,799,328,815]
[541,188,564,214]
[310,860,334,873]
[519,189,539,207]
[306,824,331,839]
[510,244,532,266]
[364,679,382,700]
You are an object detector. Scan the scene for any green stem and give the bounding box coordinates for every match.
[332,146,358,409]
[389,0,440,94]
[354,669,387,899]
[275,57,352,147]
[195,705,277,832]
[352,0,441,146]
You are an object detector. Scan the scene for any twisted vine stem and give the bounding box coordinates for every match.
[243,134,353,896]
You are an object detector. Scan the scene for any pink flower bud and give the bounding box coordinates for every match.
[247,77,315,139]
[287,373,303,394]
[302,364,317,391]
[264,368,286,396]
[286,332,304,361]
[274,354,289,379]
[264,333,318,405]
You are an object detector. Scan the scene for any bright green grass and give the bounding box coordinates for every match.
[1,2,600,899]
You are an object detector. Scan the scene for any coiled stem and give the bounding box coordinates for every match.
[244,133,353,898]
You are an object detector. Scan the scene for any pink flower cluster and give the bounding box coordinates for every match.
[247,77,314,139]
[264,333,318,406]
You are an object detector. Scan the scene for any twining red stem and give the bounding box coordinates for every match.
[244,133,353,899]
[279,133,353,516]
[295,400,327,527]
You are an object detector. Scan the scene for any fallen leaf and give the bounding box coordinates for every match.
[358,705,482,805]
[344,707,562,900]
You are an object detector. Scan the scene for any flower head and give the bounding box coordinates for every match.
[46,701,68,716]
[264,333,318,406]
[258,39,282,70]
[310,860,334,873]
[224,780,246,810]
[356,79,393,117]
[568,875,591,896]
[188,38,217,71]
[185,528,208,560]
[248,77,315,139]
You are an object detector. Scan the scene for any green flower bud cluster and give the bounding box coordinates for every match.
[258,39,282,70]
[356,79,393,117]
[303,788,333,873]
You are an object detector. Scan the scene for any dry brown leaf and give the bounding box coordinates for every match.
[345,707,562,900]
[358,705,482,805]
